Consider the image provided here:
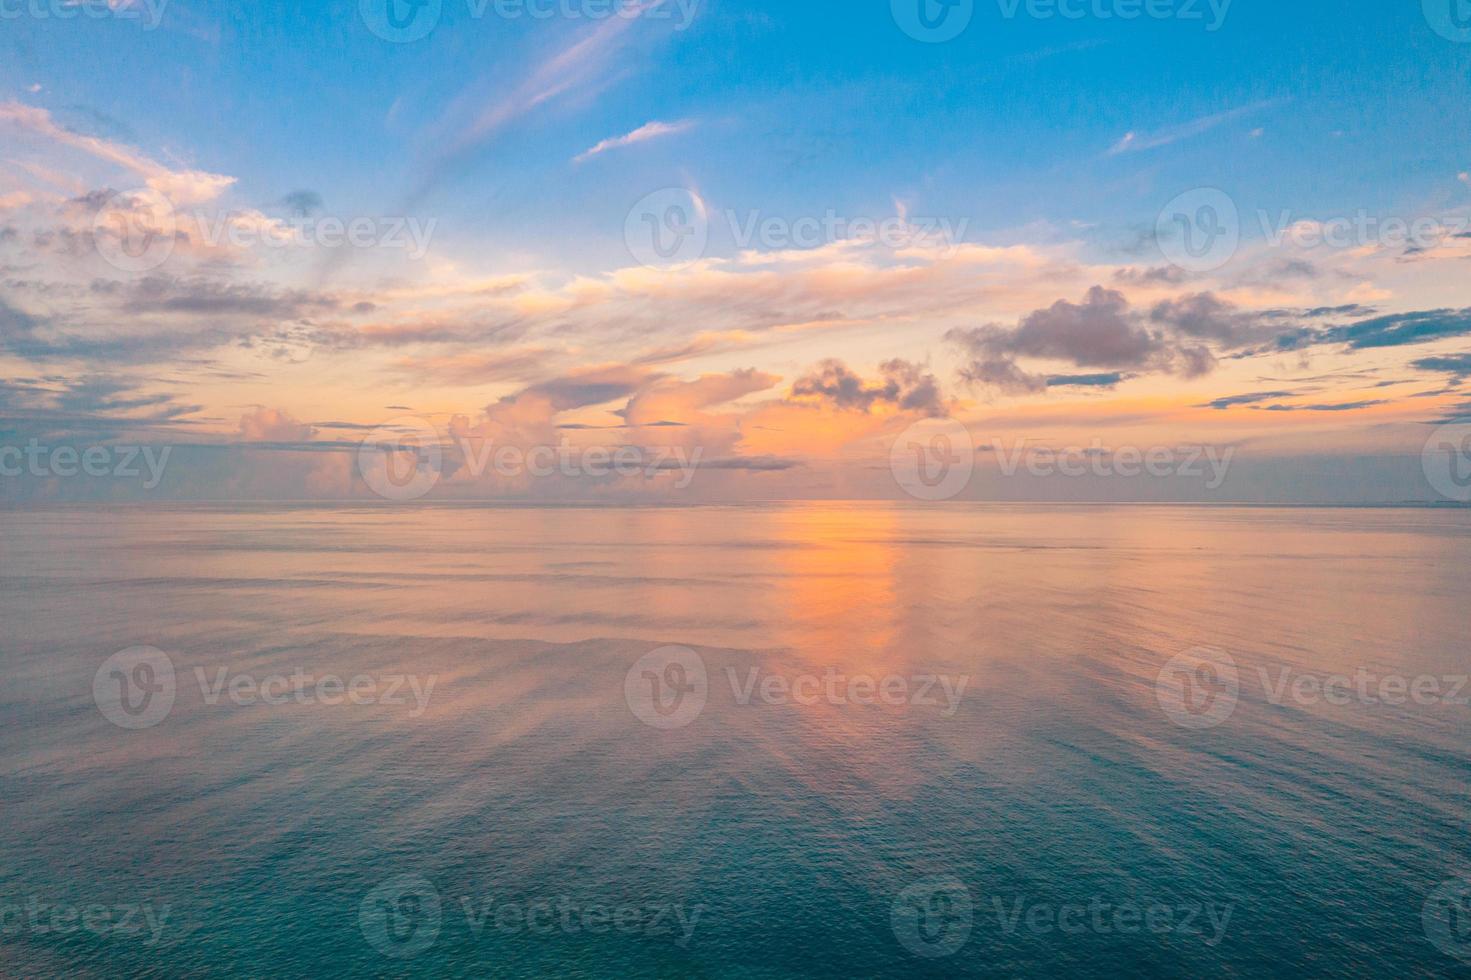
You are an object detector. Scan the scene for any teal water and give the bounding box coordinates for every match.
[1,504,1468,977]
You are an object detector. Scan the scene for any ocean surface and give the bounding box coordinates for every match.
[1,503,1469,977]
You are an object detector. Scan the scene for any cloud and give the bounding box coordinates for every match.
[1107,99,1284,156]
[1412,353,1471,376]
[789,359,945,415]
[573,119,694,163]
[1199,391,1296,410]
[1260,400,1388,412]
[1046,372,1126,388]
[949,286,1216,391]
[238,406,315,442]
[280,190,323,217]
[0,101,234,205]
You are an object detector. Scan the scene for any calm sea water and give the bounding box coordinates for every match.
[1,503,1469,977]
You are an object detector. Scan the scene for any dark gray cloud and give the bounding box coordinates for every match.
[1199,391,1295,410]
[949,286,1217,392]
[1260,400,1388,412]
[280,190,324,218]
[1046,372,1126,388]
[111,277,338,319]
[790,359,945,415]
[1412,354,1471,376]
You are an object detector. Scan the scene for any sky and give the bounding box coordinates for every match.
[1,0,1470,503]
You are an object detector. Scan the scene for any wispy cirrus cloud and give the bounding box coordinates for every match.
[1107,99,1286,156]
[573,119,695,163]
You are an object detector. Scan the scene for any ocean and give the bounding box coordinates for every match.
[2,503,1468,977]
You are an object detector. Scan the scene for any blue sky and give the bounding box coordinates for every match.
[1,0,1470,503]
